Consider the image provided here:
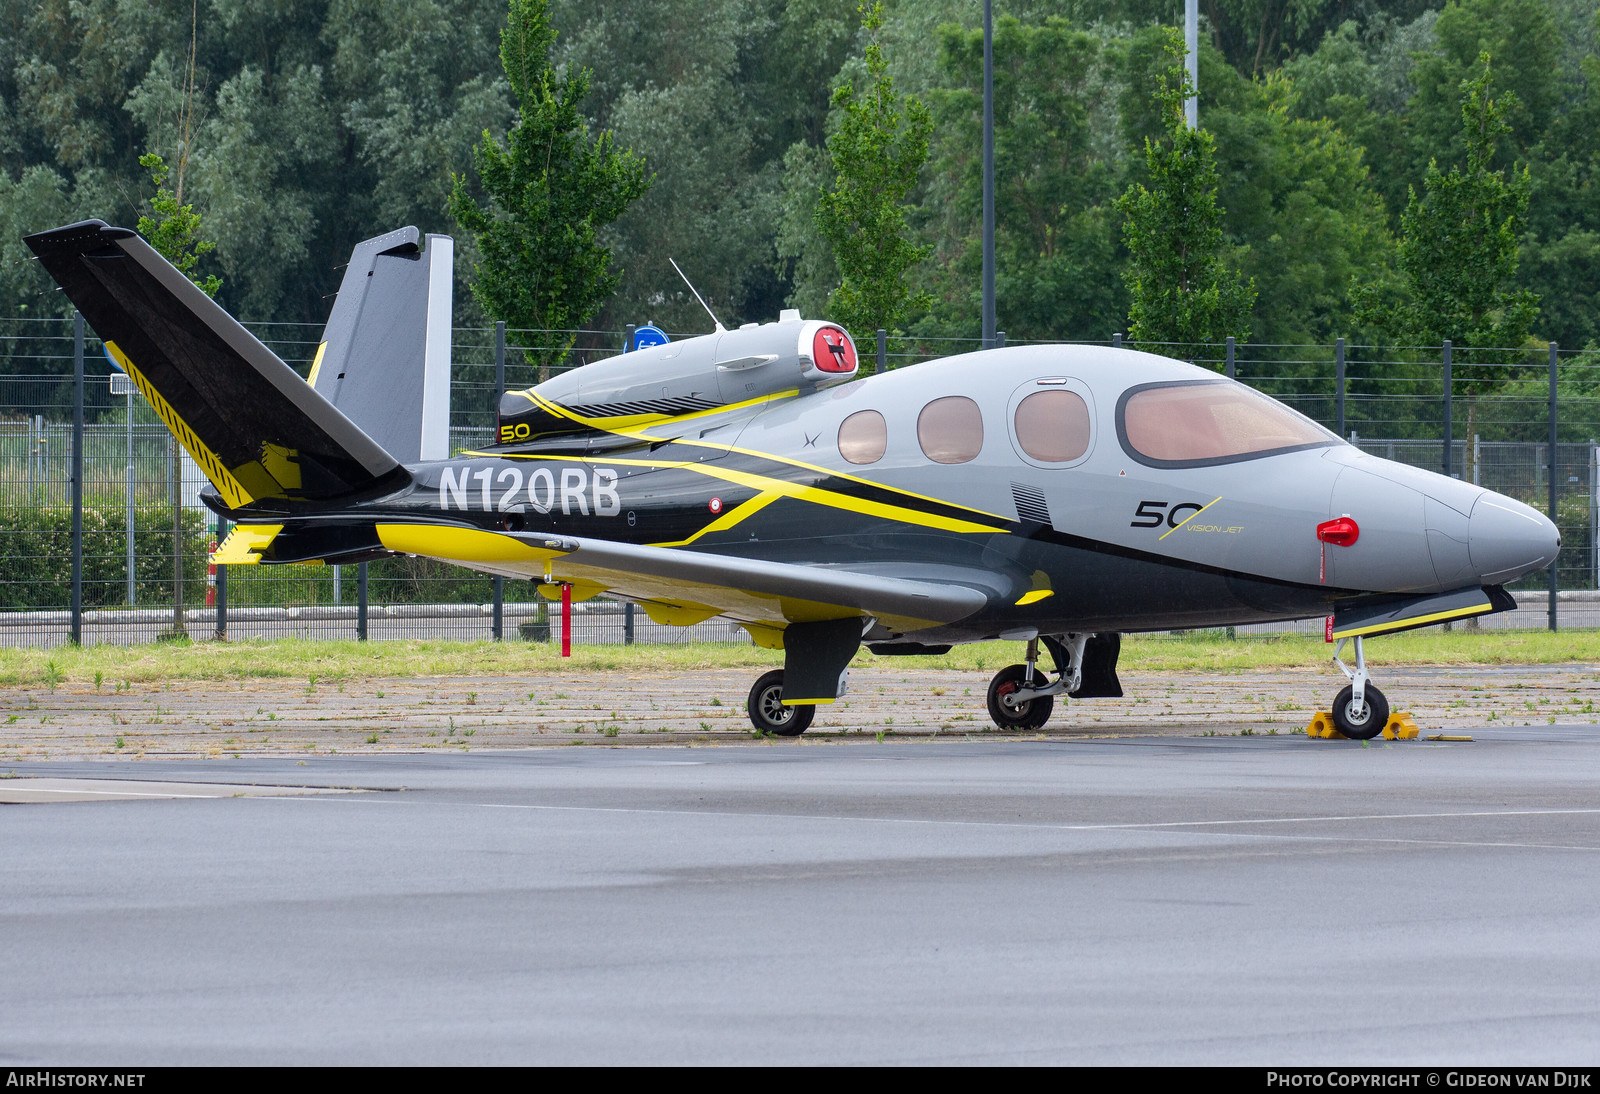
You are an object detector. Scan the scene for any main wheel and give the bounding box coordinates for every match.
[747,670,815,736]
[986,664,1055,730]
[1332,683,1389,740]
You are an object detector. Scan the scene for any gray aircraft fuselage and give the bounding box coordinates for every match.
[267,342,1559,646]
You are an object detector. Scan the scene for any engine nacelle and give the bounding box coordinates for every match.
[497,316,858,444]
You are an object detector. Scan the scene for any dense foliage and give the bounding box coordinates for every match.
[1117,29,1255,349]
[4,0,1599,359]
[447,0,650,369]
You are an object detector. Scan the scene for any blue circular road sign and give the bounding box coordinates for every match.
[631,324,670,351]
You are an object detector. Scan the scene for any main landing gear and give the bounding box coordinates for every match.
[1330,635,1389,740]
[746,669,815,736]
[986,634,1089,731]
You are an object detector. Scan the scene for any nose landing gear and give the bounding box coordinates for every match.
[1331,635,1389,739]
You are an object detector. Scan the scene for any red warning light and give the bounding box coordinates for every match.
[812,327,857,373]
[1316,517,1360,547]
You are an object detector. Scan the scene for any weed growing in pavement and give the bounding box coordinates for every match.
[42,661,62,690]
[708,697,722,706]
[366,734,379,744]
[94,671,103,690]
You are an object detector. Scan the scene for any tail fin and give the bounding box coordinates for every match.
[310,227,453,464]
[23,220,409,510]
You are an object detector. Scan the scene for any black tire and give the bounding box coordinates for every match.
[986,664,1055,730]
[747,670,815,736]
[1332,683,1389,740]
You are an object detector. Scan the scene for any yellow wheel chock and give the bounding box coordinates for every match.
[1306,711,1419,740]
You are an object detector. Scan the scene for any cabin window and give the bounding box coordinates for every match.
[838,410,887,465]
[1013,389,1091,463]
[917,396,984,464]
[1118,380,1335,467]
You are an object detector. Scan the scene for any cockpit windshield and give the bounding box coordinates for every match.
[1118,380,1337,467]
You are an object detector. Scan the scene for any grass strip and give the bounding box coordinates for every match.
[1,627,1596,689]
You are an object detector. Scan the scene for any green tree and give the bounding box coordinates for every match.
[446,0,650,368]
[1354,53,1538,353]
[814,2,933,355]
[136,152,222,297]
[1116,30,1255,351]
[1206,62,1394,345]
[916,16,1126,343]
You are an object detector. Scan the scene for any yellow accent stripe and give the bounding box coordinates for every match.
[211,524,282,565]
[1015,589,1054,606]
[470,453,1006,535]
[105,341,256,509]
[1331,602,1491,639]
[512,389,774,433]
[306,341,327,388]
[503,390,1007,525]
[650,491,781,547]
[521,387,800,434]
[782,698,835,706]
[375,523,565,564]
[1158,496,1225,541]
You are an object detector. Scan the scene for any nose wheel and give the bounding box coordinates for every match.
[1331,636,1389,740]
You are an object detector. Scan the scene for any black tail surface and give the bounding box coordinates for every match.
[25,220,408,511]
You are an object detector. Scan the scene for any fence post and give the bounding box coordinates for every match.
[876,329,886,373]
[124,381,135,606]
[492,319,506,640]
[357,562,368,641]
[71,312,84,645]
[1225,336,1235,380]
[1442,340,1453,479]
[1335,337,1346,440]
[1112,333,1122,349]
[1550,342,1560,632]
[624,601,635,645]
[167,436,185,637]
[624,323,636,353]
[215,517,227,641]
[996,330,1006,349]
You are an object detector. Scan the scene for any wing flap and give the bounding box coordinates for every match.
[373,523,991,629]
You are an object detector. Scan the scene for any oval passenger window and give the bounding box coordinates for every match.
[837,410,887,465]
[1014,389,1090,463]
[917,396,983,464]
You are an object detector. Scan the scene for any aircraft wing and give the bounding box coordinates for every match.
[372,523,993,639]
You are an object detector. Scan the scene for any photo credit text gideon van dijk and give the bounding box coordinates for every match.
[1265,1074,1594,1089]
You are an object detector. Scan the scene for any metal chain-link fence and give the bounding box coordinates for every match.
[4,315,1596,646]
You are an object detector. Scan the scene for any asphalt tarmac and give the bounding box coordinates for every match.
[4,727,1599,1065]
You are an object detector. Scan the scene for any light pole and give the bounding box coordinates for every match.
[981,0,995,349]
[1185,0,1198,128]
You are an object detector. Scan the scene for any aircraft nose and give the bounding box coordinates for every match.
[1468,494,1560,584]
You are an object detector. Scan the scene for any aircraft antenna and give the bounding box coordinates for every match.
[669,258,726,334]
